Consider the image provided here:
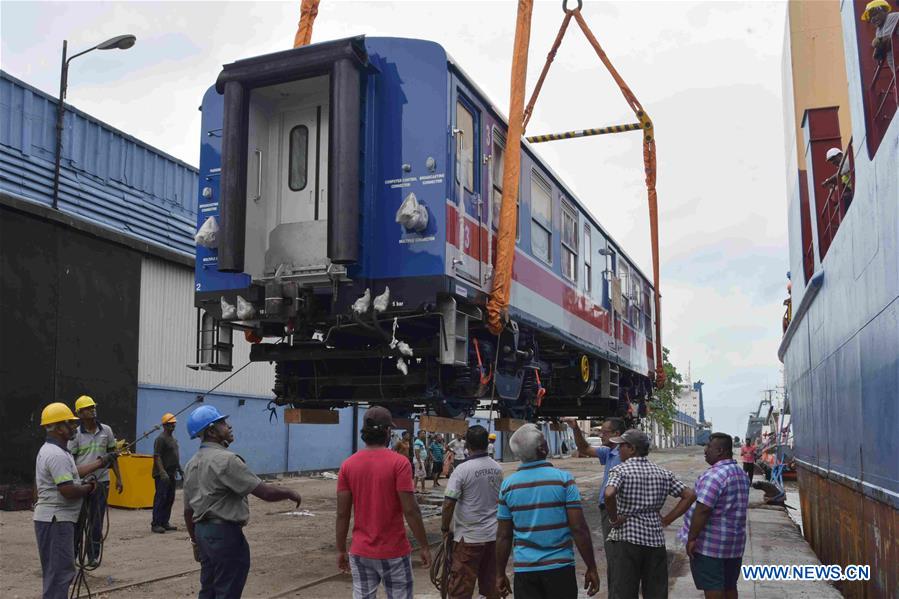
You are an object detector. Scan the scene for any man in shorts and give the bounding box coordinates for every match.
[679,433,750,598]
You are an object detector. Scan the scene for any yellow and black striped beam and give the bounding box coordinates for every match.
[526,121,645,143]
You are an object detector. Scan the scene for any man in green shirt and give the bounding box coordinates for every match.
[183,405,301,598]
[151,412,182,533]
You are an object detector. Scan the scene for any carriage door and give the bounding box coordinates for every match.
[277,106,328,225]
[266,103,329,275]
[453,90,483,285]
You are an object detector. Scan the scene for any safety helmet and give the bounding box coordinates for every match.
[187,405,228,439]
[825,147,843,161]
[74,395,97,412]
[489,433,497,440]
[161,413,177,424]
[41,403,78,426]
[862,0,891,21]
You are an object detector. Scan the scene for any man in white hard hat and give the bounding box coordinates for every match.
[821,147,853,205]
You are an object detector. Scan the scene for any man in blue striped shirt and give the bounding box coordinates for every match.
[496,423,600,598]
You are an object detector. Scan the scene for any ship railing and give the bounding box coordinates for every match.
[870,26,898,130]
[819,139,855,254]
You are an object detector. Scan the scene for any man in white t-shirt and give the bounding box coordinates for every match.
[441,426,503,598]
[448,435,467,468]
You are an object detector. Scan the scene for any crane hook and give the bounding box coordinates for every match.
[563,0,583,14]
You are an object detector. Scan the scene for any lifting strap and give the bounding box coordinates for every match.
[486,0,665,384]
[293,0,320,48]
[486,0,533,337]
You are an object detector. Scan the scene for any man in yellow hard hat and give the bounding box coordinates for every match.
[151,412,182,534]
[34,403,113,599]
[68,395,122,567]
[488,432,497,459]
[862,0,897,61]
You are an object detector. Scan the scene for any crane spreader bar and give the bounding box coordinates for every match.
[526,121,645,143]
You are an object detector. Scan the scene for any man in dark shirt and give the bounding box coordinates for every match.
[151,413,182,533]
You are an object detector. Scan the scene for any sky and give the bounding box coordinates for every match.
[1,0,790,438]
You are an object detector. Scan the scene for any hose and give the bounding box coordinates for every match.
[70,479,110,599]
[428,533,453,598]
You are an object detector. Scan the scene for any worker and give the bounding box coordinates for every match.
[34,403,112,599]
[68,395,122,567]
[487,433,496,459]
[604,429,697,599]
[495,423,599,598]
[336,406,431,598]
[448,434,466,469]
[564,416,624,591]
[413,429,429,494]
[821,147,853,204]
[182,405,301,598]
[862,0,897,61]
[394,430,412,465]
[429,433,446,487]
[441,425,503,599]
[739,439,757,484]
[679,433,750,599]
[151,412,182,533]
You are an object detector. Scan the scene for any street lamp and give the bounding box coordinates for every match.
[51,34,137,210]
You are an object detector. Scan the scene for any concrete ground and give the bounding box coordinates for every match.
[0,446,841,598]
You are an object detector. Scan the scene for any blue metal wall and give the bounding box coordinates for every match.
[0,71,198,257]
[135,386,358,475]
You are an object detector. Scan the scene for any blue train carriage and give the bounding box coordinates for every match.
[192,36,657,420]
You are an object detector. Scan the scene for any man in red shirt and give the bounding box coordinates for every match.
[336,406,431,598]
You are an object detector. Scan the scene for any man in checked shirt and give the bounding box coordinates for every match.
[678,433,750,599]
[604,429,696,599]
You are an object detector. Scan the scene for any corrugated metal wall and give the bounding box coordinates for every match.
[0,71,197,256]
[138,256,274,396]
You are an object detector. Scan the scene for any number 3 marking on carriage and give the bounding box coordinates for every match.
[464,227,471,251]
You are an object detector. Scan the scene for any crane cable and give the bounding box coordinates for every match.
[487,0,665,384]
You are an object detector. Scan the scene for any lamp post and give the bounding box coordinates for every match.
[51,34,136,210]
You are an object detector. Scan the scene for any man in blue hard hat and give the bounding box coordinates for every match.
[182,405,302,598]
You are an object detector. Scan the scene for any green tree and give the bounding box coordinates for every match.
[649,347,683,433]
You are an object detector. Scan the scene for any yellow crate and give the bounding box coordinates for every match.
[108,454,155,509]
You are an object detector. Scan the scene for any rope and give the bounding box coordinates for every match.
[428,534,453,598]
[123,357,256,453]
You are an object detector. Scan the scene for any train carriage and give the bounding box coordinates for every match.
[193,36,658,420]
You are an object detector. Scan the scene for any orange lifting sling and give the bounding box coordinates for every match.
[487,0,665,384]
[293,0,320,48]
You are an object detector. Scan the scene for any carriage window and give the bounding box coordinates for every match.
[583,225,592,294]
[561,201,578,282]
[456,101,475,192]
[618,262,630,318]
[288,125,309,191]
[530,172,552,264]
[491,132,520,240]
